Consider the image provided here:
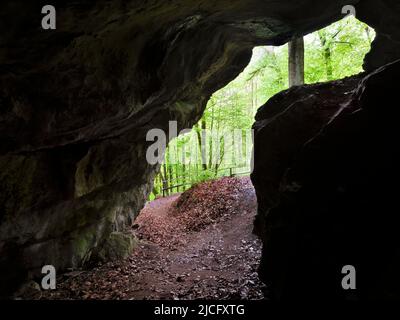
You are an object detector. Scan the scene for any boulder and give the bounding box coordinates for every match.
[252,60,400,300]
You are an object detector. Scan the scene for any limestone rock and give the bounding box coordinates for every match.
[13,280,41,300]
[93,232,138,262]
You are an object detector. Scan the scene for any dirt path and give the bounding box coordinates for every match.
[35,177,265,300]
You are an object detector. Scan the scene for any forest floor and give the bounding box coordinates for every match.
[32,177,266,300]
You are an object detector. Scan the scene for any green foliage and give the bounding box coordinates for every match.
[305,16,375,83]
[150,17,375,200]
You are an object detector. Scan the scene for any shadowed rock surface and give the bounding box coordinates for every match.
[1,0,400,298]
[252,61,400,300]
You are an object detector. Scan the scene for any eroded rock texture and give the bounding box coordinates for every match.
[0,0,400,298]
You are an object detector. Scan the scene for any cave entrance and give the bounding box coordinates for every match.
[27,15,377,300]
[148,16,375,201]
[131,15,375,300]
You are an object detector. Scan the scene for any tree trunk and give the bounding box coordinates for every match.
[208,108,214,169]
[318,31,333,81]
[288,37,305,87]
[161,165,168,197]
[323,47,333,80]
[167,158,173,194]
[196,120,207,171]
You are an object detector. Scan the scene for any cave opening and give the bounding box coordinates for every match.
[125,16,376,300]
[6,0,398,300]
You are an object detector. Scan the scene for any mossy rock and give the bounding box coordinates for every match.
[95,232,137,262]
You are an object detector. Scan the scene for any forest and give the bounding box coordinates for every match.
[150,16,375,199]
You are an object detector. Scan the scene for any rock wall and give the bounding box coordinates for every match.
[252,60,400,300]
[0,0,400,297]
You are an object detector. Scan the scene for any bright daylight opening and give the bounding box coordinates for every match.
[149,16,375,200]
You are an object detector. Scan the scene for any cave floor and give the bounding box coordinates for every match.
[35,177,265,300]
